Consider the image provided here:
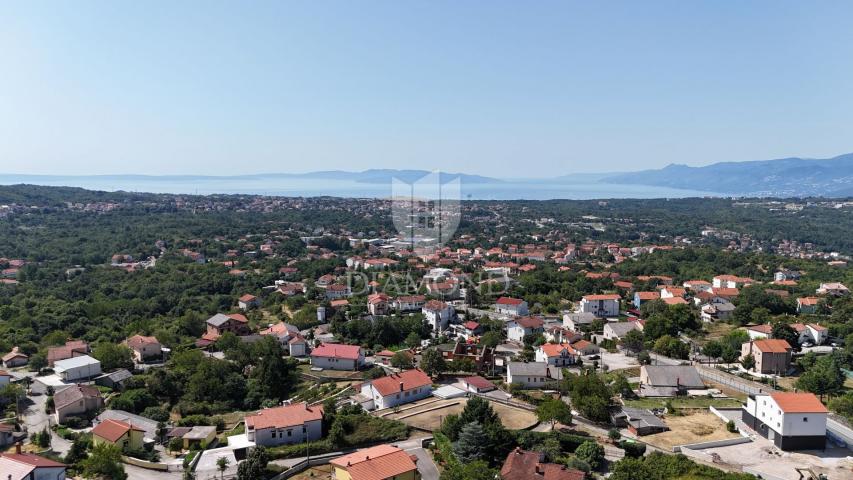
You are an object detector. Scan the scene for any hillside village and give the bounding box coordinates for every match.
[2,188,853,479]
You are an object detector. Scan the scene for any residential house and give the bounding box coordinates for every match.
[95,410,159,441]
[325,284,352,300]
[743,392,827,450]
[741,339,792,375]
[774,269,801,282]
[570,339,600,356]
[47,340,89,367]
[0,448,67,480]
[53,355,101,382]
[660,287,686,299]
[2,347,28,368]
[125,335,162,362]
[790,323,828,346]
[817,282,849,296]
[578,294,620,318]
[563,311,597,331]
[0,370,11,388]
[245,402,324,447]
[422,300,454,335]
[367,293,391,316]
[633,291,660,308]
[638,365,705,397]
[461,376,496,394]
[94,369,133,390]
[179,426,217,450]
[198,313,251,346]
[535,343,579,367]
[507,316,545,342]
[452,321,483,340]
[0,424,18,448]
[54,384,103,424]
[611,407,669,436]
[700,301,735,322]
[713,275,753,289]
[393,295,427,312]
[259,322,307,356]
[500,448,585,480]
[495,297,529,316]
[438,343,495,373]
[357,368,432,410]
[506,362,564,388]
[602,322,640,341]
[92,419,145,450]
[796,297,820,314]
[310,343,364,371]
[238,294,260,311]
[544,325,581,345]
[682,280,712,292]
[745,324,772,340]
[330,444,420,480]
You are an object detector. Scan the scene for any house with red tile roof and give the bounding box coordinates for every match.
[506,316,545,342]
[743,392,827,450]
[713,275,754,289]
[245,402,324,447]
[796,296,820,314]
[125,334,162,362]
[238,293,260,311]
[633,291,660,308]
[367,293,391,315]
[461,375,496,393]
[535,343,579,367]
[422,300,454,335]
[47,340,89,367]
[92,419,145,450]
[357,369,432,410]
[578,294,620,317]
[0,447,66,480]
[500,448,585,480]
[495,297,529,316]
[2,347,28,368]
[790,323,828,346]
[741,339,792,374]
[745,323,772,340]
[330,444,419,480]
[310,343,364,371]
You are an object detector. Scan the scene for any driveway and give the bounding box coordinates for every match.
[124,464,183,480]
[393,437,439,480]
[21,392,72,456]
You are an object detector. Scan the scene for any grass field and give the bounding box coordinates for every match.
[623,396,743,410]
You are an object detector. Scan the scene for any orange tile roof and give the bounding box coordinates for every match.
[752,339,792,353]
[582,294,621,301]
[311,343,362,360]
[92,419,144,443]
[636,291,660,300]
[770,392,827,413]
[662,297,688,305]
[369,369,432,397]
[245,402,323,430]
[331,444,418,480]
[539,343,577,358]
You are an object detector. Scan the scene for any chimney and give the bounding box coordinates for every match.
[399,382,404,392]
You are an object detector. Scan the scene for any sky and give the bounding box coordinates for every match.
[2,1,853,177]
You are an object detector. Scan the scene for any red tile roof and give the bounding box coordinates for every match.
[636,291,660,300]
[311,343,362,360]
[330,444,418,480]
[462,376,495,391]
[496,297,525,305]
[245,402,324,430]
[0,452,66,468]
[751,339,792,353]
[770,392,828,413]
[227,313,249,323]
[539,343,576,358]
[662,297,688,305]
[92,419,144,443]
[513,316,544,329]
[501,448,585,480]
[239,294,257,302]
[126,334,159,350]
[582,294,620,301]
[368,369,432,397]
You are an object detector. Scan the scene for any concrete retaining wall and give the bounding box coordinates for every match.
[672,436,752,453]
[121,455,171,471]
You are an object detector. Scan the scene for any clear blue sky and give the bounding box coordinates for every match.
[2,1,853,176]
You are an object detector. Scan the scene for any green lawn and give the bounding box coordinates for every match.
[623,397,743,410]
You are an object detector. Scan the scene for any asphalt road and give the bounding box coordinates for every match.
[21,392,72,456]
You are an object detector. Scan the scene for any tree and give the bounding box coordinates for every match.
[609,457,652,480]
[81,443,127,480]
[440,460,497,480]
[829,392,853,423]
[622,329,645,354]
[92,343,134,371]
[740,354,755,371]
[720,344,739,364]
[771,322,799,351]
[453,421,487,463]
[237,446,269,480]
[390,351,414,369]
[795,355,844,400]
[480,331,502,349]
[701,340,722,364]
[536,397,572,430]
[65,436,90,466]
[608,428,621,442]
[575,440,605,470]
[405,332,421,349]
[169,437,184,453]
[420,348,447,377]
[216,456,230,479]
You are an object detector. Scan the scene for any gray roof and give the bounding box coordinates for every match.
[619,407,667,429]
[206,313,232,327]
[604,322,639,338]
[96,369,133,383]
[53,354,100,371]
[54,384,101,410]
[641,365,704,388]
[96,410,159,439]
[565,312,596,324]
[507,362,564,380]
[184,425,217,440]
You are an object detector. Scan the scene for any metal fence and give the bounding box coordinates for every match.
[696,366,769,396]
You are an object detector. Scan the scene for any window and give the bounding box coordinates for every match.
[803,417,808,422]
[287,430,292,437]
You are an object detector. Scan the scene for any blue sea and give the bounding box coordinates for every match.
[0,175,721,200]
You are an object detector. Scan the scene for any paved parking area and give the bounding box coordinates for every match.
[600,351,639,370]
[699,437,853,480]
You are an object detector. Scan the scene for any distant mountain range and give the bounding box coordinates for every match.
[3,154,853,197]
[601,152,853,197]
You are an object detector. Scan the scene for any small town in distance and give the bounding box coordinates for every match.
[1,189,853,480]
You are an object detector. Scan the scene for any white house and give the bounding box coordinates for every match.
[790,323,828,346]
[238,294,260,311]
[506,361,564,388]
[0,449,67,480]
[602,322,640,341]
[495,297,529,316]
[796,297,819,314]
[742,392,827,450]
[745,324,772,340]
[422,300,455,335]
[324,284,352,300]
[534,344,579,367]
[578,294,620,318]
[356,368,432,410]
[506,316,544,342]
[816,282,849,296]
[713,275,753,289]
[393,295,427,312]
[53,355,101,382]
[563,311,596,331]
[461,376,496,394]
[245,402,324,447]
[310,343,364,371]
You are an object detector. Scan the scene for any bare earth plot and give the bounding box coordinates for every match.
[701,439,853,480]
[642,411,740,451]
[384,397,538,431]
[287,465,333,480]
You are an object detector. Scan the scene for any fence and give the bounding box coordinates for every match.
[696,366,768,396]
